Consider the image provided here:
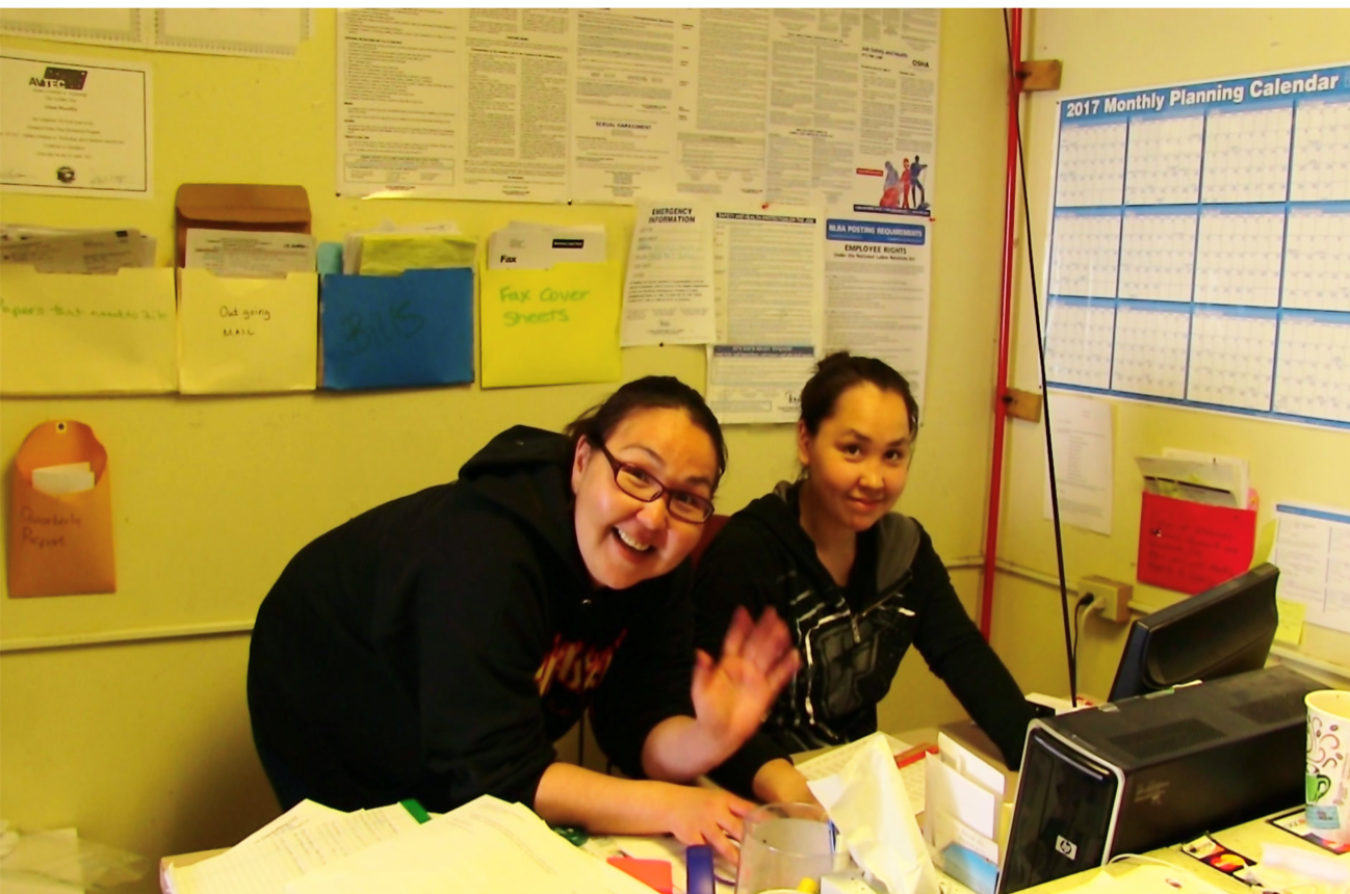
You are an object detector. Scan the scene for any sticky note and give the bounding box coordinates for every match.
[607,856,673,893]
[1275,598,1305,646]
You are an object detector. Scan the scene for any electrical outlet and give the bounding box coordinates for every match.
[1078,575,1134,624]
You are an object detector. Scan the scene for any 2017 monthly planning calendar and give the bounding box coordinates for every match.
[1043,64,1350,428]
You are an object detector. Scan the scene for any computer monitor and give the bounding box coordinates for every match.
[1107,563,1280,702]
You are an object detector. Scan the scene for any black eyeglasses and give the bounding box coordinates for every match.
[593,441,716,524]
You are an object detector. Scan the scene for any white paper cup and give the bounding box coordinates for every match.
[1306,689,1350,845]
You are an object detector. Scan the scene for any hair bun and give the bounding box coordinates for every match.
[815,350,854,373]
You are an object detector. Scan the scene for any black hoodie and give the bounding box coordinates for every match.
[695,482,1036,795]
[247,425,696,812]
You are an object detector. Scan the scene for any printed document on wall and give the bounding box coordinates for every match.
[570,9,679,204]
[707,345,818,425]
[763,10,862,211]
[673,9,769,200]
[0,50,152,198]
[1043,393,1114,536]
[824,217,931,408]
[621,201,716,346]
[458,9,571,203]
[713,207,825,346]
[847,9,938,219]
[1274,503,1350,635]
[336,9,463,198]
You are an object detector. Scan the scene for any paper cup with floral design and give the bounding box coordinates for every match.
[1306,689,1350,844]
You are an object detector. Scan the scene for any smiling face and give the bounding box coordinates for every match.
[571,407,718,590]
[797,382,913,534]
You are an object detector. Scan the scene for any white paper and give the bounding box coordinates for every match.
[714,207,825,345]
[336,9,464,199]
[1274,503,1350,635]
[0,9,307,56]
[286,796,652,894]
[151,10,306,58]
[1135,449,1247,509]
[31,463,93,497]
[847,10,939,219]
[1,9,144,47]
[487,224,606,271]
[924,758,999,841]
[673,10,769,200]
[459,9,571,203]
[797,733,910,781]
[808,734,938,894]
[621,201,716,345]
[936,732,1005,799]
[167,804,420,894]
[824,217,932,409]
[928,809,999,865]
[796,734,929,816]
[1043,393,1114,535]
[764,11,861,211]
[707,344,818,425]
[0,51,152,198]
[1,229,146,274]
[237,800,346,847]
[570,10,679,204]
[185,230,315,279]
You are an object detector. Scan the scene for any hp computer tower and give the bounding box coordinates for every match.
[997,665,1321,894]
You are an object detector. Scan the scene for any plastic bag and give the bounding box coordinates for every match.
[0,821,147,891]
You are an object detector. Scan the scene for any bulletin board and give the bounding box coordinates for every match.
[1041,63,1350,429]
[0,10,1009,654]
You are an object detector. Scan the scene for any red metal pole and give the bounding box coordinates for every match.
[980,7,1023,640]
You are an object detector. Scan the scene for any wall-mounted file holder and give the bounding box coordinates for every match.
[0,265,177,395]
[320,268,474,391]
[177,268,318,394]
[1137,491,1258,595]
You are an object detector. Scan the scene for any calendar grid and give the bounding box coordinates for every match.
[1043,63,1350,430]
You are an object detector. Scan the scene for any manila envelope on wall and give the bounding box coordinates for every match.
[7,420,116,597]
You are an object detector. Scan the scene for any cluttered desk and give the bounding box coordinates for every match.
[160,564,1349,894]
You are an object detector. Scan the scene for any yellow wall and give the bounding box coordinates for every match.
[993,9,1350,701]
[0,10,1012,882]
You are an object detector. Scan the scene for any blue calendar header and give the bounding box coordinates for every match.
[1059,64,1350,124]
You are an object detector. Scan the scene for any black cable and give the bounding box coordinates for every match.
[1003,9,1078,707]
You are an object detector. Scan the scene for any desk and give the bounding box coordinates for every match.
[1022,808,1350,893]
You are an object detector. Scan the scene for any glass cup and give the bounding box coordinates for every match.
[735,802,849,894]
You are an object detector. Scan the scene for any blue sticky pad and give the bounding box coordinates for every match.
[941,843,999,894]
[317,242,344,275]
[686,844,715,894]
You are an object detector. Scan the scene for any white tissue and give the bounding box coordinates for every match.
[808,733,939,894]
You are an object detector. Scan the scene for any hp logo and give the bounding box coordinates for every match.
[1055,835,1079,860]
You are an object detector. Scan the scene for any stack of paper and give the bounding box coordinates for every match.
[286,796,654,894]
[1,225,156,273]
[165,796,657,894]
[923,734,1008,894]
[162,800,421,894]
[1135,449,1249,509]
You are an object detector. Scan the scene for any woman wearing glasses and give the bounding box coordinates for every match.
[247,377,797,862]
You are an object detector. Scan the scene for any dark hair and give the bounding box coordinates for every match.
[565,376,728,486]
[799,352,920,440]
